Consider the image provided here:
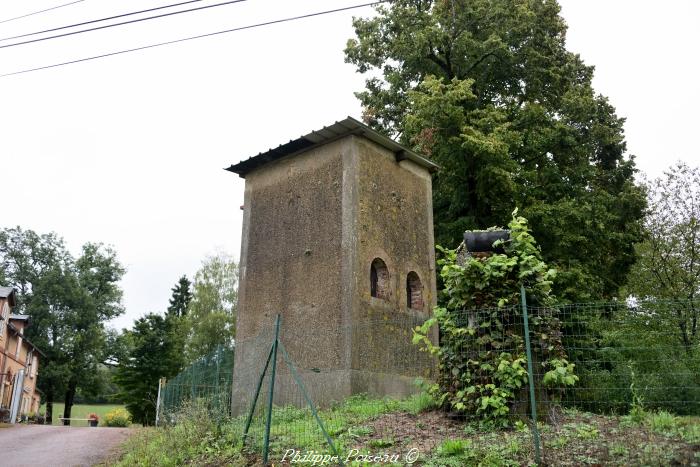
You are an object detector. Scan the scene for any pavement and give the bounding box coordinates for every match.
[0,424,132,466]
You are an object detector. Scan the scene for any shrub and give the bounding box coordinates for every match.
[413,212,573,427]
[105,408,132,427]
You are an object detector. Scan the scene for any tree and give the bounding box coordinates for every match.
[626,162,700,352]
[184,253,237,361]
[114,313,183,425]
[345,0,646,300]
[167,275,192,318]
[0,227,125,423]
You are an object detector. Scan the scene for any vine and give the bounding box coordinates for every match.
[414,211,577,426]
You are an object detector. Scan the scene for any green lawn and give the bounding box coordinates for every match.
[38,403,126,426]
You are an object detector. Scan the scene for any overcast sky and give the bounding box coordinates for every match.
[0,0,698,330]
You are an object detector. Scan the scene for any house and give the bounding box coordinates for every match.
[0,286,44,423]
[227,117,439,414]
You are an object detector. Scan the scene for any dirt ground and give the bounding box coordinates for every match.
[0,424,131,467]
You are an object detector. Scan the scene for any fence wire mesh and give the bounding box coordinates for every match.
[159,298,700,465]
[159,344,235,425]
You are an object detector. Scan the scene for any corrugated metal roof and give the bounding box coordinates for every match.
[225,116,439,178]
[0,286,14,298]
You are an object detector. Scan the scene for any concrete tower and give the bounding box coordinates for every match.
[227,117,438,413]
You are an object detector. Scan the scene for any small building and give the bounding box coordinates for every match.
[0,286,44,422]
[227,117,439,413]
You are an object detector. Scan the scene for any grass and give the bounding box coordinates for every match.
[38,403,127,426]
[109,395,700,466]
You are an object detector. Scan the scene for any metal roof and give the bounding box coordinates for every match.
[9,314,29,321]
[0,286,16,306]
[225,116,439,178]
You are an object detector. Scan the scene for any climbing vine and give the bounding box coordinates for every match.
[414,211,577,426]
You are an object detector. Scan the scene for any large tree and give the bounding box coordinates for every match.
[626,162,700,352]
[345,0,646,300]
[184,253,237,361]
[0,227,125,423]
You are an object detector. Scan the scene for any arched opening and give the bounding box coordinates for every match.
[406,271,423,310]
[370,258,389,300]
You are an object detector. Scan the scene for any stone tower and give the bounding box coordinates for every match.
[227,117,438,414]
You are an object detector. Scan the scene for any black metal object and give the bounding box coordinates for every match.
[463,230,510,253]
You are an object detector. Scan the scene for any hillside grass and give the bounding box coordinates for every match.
[38,403,127,426]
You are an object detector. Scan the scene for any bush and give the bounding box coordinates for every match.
[104,408,132,427]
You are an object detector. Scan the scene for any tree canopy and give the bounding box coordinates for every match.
[184,253,238,361]
[345,0,646,300]
[0,227,125,423]
[114,313,182,425]
[625,162,700,353]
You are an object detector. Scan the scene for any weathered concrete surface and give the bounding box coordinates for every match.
[0,424,132,466]
[231,134,438,414]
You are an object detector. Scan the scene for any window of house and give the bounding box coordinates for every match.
[406,272,424,310]
[370,258,390,300]
[26,351,33,378]
[32,356,38,378]
[0,302,9,337]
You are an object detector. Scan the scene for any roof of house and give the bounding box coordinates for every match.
[6,321,45,358]
[9,314,29,321]
[0,286,16,306]
[225,116,439,178]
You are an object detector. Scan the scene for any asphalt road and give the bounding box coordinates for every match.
[0,424,132,466]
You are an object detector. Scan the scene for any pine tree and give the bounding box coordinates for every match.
[167,275,192,318]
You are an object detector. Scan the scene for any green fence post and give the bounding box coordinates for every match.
[242,332,277,446]
[521,284,542,464]
[263,314,281,465]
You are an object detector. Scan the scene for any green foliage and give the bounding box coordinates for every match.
[104,407,132,427]
[114,392,700,466]
[167,275,192,318]
[437,439,471,456]
[543,358,578,402]
[0,227,125,422]
[414,213,573,425]
[345,0,646,301]
[184,253,238,362]
[625,162,700,352]
[115,313,184,425]
[565,306,700,416]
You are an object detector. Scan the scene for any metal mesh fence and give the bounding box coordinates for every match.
[159,298,700,465]
[159,344,235,425]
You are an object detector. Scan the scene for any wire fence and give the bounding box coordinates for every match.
[158,298,700,465]
[158,344,235,426]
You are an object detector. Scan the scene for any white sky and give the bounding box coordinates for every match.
[0,0,697,330]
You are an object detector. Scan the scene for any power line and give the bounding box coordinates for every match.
[0,1,389,78]
[0,0,248,50]
[0,0,86,25]
[0,0,203,43]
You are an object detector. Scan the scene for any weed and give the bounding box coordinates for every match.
[647,410,678,434]
[437,439,472,456]
[367,438,394,448]
[609,442,628,457]
[514,420,528,432]
[575,424,599,440]
[550,435,569,449]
